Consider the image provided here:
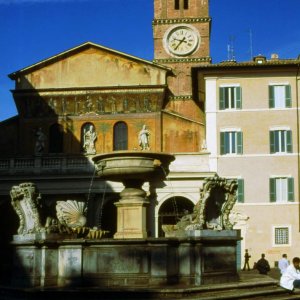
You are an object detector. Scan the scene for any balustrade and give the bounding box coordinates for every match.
[0,156,93,175]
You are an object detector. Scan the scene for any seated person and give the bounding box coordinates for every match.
[280,257,300,293]
[256,253,271,275]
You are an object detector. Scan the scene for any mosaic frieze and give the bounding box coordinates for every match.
[15,91,164,118]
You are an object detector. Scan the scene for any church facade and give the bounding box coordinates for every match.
[0,0,299,273]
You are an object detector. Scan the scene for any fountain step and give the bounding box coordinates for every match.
[0,276,294,300]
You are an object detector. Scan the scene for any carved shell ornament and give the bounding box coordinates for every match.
[56,200,87,228]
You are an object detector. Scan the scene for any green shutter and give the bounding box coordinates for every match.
[270,131,275,153]
[270,178,276,202]
[288,177,294,202]
[269,85,275,108]
[285,85,292,108]
[237,132,243,154]
[286,130,293,153]
[220,132,225,154]
[219,87,225,110]
[235,87,242,109]
[237,179,244,203]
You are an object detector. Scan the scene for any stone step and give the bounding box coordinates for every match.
[0,282,290,300]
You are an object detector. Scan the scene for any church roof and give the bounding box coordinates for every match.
[8,41,172,79]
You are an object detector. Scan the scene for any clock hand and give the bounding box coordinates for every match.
[174,37,186,50]
[173,38,188,43]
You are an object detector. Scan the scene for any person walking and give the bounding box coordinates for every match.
[243,249,251,271]
[278,254,289,275]
[256,253,271,275]
[280,257,300,293]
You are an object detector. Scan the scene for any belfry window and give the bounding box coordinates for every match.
[174,0,180,10]
[184,0,189,9]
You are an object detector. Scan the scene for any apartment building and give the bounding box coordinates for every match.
[196,55,300,266]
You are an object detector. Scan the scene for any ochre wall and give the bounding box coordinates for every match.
[162,112,204,152]
[16,47,168,90]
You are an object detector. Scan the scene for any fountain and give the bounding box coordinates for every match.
[92,151,175,239]
[8,151,241,292]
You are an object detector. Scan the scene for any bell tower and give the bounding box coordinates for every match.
[153,0,211,120]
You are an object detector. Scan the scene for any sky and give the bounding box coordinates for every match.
[0,0,300,121]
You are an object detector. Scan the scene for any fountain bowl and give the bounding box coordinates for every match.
[92,151,175,182]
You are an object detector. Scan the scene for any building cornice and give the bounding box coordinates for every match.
[11,85,168,96]
[168,95,193,101]
[152,17,211,25]
[153,57,211,64]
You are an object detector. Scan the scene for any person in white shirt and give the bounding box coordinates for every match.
[278,254,289,275]
[280,257,300,292]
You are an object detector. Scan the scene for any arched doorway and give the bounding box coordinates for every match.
[113,121,128,150]
[158,197,194,237]
[49,123,64,153]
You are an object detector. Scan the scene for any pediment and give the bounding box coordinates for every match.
[10,42,170,90]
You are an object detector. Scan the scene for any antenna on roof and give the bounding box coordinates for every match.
[227,35,235,61]
[249,29,253,60]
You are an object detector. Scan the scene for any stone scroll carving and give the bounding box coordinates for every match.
[10,182,108,239]
[163,176,238,236]
[10,182,43,235]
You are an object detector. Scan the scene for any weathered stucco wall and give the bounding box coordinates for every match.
[17,47,168,89]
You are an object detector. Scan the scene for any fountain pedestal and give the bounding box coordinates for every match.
[114,184,149,239]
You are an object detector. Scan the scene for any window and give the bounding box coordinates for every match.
[184,0,189,9]
[174,0,180,10]
[49,123,64,153]
[219,86,242,110]
[220,131,243,155]
[113,122,128,151]
[273,226,291,246]
[270,130,292,153]
[269,85,291,108]
[270,177,294,202]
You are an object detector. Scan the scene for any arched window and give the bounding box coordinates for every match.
[158,197,194,237]
[49,123,63,153]
[113,122,128,151]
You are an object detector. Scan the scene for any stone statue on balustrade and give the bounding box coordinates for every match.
[138,124,150,150]
[162,176,238,237]
[35,127,46,155]
[83,124,97,155]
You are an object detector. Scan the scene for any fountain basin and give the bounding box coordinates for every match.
[11,231,240,288]
[93,151,175,182]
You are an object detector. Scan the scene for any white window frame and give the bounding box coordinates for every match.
[269,82,291,109]
[219,84,241,110]
[220,128,242,155]
[272,225,291,247]
[270,127,292,154]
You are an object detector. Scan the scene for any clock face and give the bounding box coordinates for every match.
[166,26,199,56]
